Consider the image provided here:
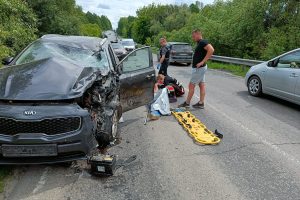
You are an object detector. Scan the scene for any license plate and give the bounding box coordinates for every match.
[97,166,106,172]
[2,144,58,157]
[179,53,188,56]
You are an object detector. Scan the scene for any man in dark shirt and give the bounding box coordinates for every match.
[157,38,170,76]
[178,29,214,109]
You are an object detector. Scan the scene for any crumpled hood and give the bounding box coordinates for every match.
[0,58,102,100]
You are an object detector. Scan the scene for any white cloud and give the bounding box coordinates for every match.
[97,3,110,10]
[76,0,214,29]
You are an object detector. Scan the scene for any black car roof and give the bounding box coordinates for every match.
[41,34,105,51]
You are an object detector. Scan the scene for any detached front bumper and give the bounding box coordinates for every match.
[0,104,97,165]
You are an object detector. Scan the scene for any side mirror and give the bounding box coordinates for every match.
[2,57,14,65]
[267,61,273,67]
[267,59,279,67]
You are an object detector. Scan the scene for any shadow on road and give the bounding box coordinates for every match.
[169,62,190,67]
[236,91,300,128]
[237,91,299,110]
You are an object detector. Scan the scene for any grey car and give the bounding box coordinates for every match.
[0,35,155,164]
[245,48,300,105]
[168,42,193,65]
[157,42,193,65]
[111,42,128,60]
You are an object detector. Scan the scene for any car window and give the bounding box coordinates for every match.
[122,41,135,46]
[15,41,109,70]
[122,48,150,73]
[172,44,192,52]
[277,50,300,68]
[112,43,123,49]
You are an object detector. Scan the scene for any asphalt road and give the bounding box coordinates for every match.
[2,60,300,200]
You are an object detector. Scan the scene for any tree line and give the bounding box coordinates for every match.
[0,0,112,63]
[117,0,299,60]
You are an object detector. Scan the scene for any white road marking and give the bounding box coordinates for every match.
[193,93,300,166]
[32,167,50,194]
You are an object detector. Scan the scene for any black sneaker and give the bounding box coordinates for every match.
[178,101,190,108]
[192,102,205,109]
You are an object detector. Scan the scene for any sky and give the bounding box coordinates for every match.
[75,0,214,29]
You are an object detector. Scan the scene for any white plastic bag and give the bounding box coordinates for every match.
[150,88,171,116]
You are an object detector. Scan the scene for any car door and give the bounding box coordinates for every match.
[119,47,155,112]
[264,50,300,101]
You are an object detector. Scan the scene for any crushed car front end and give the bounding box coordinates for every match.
[0,35,123,165]
[0,102,98,164]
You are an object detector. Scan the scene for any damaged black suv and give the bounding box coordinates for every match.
[0,35,155,164]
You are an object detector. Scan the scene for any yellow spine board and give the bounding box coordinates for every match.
[172,111,221,145]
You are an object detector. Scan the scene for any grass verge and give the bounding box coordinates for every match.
[207,61,249,77]
[0,167,11,193]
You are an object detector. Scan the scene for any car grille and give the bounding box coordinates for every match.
[0,117,81,135]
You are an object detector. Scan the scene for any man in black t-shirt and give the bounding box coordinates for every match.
[157,38,170,76]
[178,29,214,109]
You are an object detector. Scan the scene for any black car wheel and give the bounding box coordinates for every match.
[248,76,262,96]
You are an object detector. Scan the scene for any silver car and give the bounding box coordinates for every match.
[245,48,300,105]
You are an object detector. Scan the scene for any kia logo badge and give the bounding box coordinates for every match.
[24,111,37,116]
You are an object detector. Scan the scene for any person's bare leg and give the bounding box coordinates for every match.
[186,83,196,104]
[199,82,206,103]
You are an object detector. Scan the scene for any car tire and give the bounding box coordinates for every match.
[96,108,120,148]
[248,76,262,97]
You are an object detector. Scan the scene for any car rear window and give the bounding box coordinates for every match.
[122,41,134,46]
[172,44,192,52]
[111,43,123,49]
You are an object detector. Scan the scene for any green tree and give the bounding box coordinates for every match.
[0,0,37,62]
[189,3,200,13]
[26,0,85,35]
[80,23,102,37]
[132,15,152,44]
[117,17,129,36]
[0,0,112,66]
[100,15,112,30]
[118,0,299,60]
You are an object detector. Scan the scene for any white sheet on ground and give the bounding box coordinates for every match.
[151,88,171,115]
